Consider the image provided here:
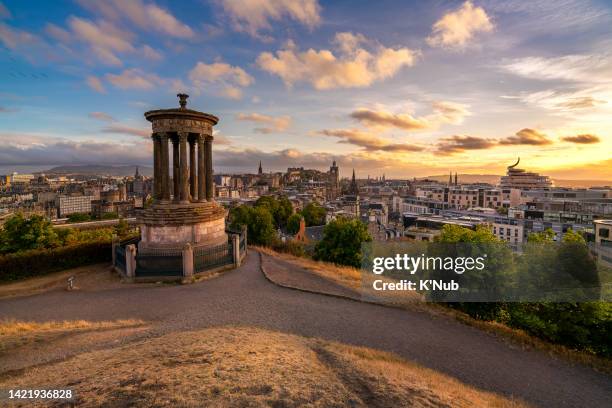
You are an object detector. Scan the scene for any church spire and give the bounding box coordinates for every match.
[454,172,458,186]
[258,161,263,175]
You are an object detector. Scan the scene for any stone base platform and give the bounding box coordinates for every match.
[137,201,227,250]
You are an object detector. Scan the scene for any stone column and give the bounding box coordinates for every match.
[172,136,180,201]
[189,136,197,201]
[160,133,171,201]
[152,133,160,200]
[233,234,241,267]
[197,135,205,202]
[182,243,194,278]
[125,244,136,279]
[205,136,213,201]
[179,131,189,202]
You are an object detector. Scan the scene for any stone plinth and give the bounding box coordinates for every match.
[138,201,227,251]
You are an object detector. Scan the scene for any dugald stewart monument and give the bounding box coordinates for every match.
[113,94,245,281]
[141,93,226,250]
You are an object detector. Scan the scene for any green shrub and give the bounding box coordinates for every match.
[0,241,112,282]
[272,240,306,257]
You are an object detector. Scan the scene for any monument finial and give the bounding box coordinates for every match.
[177,93,189,109]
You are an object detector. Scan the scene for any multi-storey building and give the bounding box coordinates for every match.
[56,195,94,217]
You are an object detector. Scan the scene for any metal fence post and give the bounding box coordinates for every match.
[125,244,136,278]
[183,243,194,278]
[111,234,118,266]
[233,234,241,267]
[242,225,248,254]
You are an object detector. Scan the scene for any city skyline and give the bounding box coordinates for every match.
[1,0,611,180]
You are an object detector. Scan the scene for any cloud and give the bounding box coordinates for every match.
[555,96,607,110]
[0,2,11,19]
[89,112,116,122]
[0,106,18,113]
[86,76,106,93]
[0,22,39,49]
[237,113,292,134]
[189,61,254,99]
[67,16,135,66]
[0,132,151,166]
[561,134,600,144]
[435,135,496,155]
[499,128,552,145]
[500,54,612,83]
[105,68,163,90]
[349,109,429,131]
[350,101,470,131]
[76,0,193,38]
[431,101,471,124]
[217,0,321,39]
[257,33,418,90]
[44,23,71,43]
[101,124,150,138]
[427,1,494,49]
[317,128,424,152]
[140,45,163,60]
[144,3,194,38]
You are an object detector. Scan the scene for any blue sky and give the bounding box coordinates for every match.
[1,0,611,179]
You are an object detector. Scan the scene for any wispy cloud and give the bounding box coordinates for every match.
[561,134,600,144]
[89,112,116,122]
[86,76,106,93]
[189,60,254,99]
[349,101,470,131]
[435,135,496,155]
[216,0,321,40]
[317,128,424,152]
[237,113,292,134]
[101,124,149,138]
[76,0,194,38]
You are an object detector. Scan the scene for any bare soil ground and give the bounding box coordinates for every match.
[0,264,128,300]
[0,326,528,408]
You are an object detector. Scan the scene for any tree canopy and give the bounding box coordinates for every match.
[314,217,371,267]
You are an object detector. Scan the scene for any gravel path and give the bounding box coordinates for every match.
[0,252,610,407]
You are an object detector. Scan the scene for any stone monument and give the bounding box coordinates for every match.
[138,94,226,251]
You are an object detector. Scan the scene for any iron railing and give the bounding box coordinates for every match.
[136,247,183,277]
[194,240,234,273]
[115,244,126,273]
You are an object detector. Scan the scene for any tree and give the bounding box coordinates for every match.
[433,224,514,319]
[67,212,91,223]
[314,217,371,267]
[100,212,119,220]
[0,214,59,253]
[255,196,293,228]
[301,202,326,226]
[230,205,276,246]
[286,214,302,235]
[114,218,130,239]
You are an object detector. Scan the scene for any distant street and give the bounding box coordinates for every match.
[0,253,610,408]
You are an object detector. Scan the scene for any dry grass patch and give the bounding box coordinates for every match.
[0,319,145,354]
[0,326,528,407]
[256,245,362,289]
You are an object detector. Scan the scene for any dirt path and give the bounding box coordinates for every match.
[0,253,610,407]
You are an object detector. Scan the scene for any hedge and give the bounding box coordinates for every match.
[0,241,112,282]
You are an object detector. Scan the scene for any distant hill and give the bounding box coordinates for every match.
[45,165,153,177]
[420,174,611,188]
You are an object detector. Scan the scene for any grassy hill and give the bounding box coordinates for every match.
[0,324,526,407]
